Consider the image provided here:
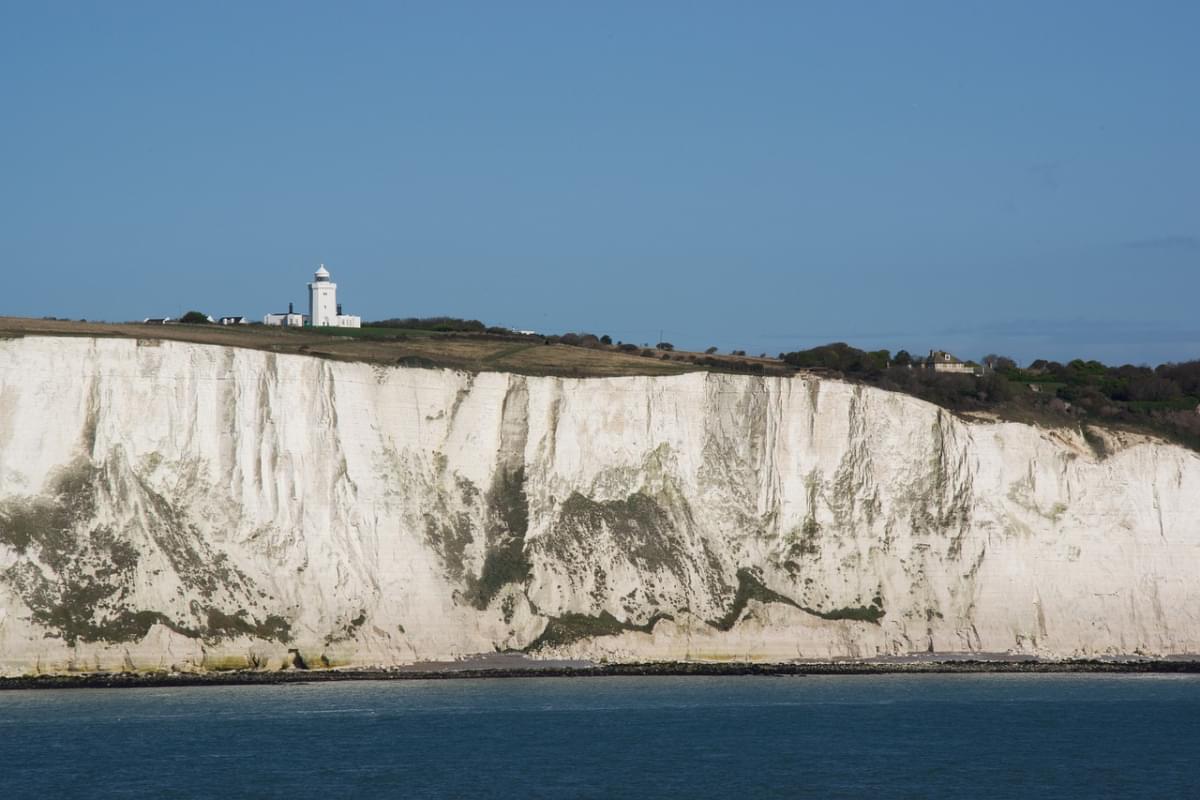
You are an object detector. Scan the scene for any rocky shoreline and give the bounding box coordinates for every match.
[4,659,1200,691]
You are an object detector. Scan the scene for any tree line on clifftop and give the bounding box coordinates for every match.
[778,342,1200,452]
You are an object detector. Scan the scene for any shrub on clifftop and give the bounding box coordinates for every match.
[179,311,211,324]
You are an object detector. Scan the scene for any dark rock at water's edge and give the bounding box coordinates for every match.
[4,659,1200,691]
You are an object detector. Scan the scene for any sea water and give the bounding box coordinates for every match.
[1,674,1198,798]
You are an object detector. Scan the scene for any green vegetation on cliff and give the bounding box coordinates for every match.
[780,343,1200,452]
[466,467,532,610]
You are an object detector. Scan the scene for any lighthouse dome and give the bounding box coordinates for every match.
[314,264,331,282]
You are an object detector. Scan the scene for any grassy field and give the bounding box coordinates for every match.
[310,326,434,340]
[0,317,780,378]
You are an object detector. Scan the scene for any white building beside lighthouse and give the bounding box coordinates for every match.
[309,264,361,328]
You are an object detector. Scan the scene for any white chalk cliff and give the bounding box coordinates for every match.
[0,336,1197,676]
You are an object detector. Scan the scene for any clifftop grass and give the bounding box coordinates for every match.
[0,317,701,379]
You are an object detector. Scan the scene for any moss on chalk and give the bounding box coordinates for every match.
[203,655,255,672]
[469,538,531,610]
[555,491,678,572]
[466,467,532,610]
[205,608,292,643]
[710,568,886,630]
[0,456,290,647]
[0,460,99,571]
[711,568,802,631]
[424,510,475,581]
[806,603,885,624]
[324,609,368,645]
[4,559,199,645]
[527,610,673,650]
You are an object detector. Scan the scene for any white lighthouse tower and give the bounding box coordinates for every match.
[308,264,338,327]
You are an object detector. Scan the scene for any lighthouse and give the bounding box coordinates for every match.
[306,265,361,328]
[308,264,337,326]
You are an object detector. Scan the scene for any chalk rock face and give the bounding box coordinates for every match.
[0,336,1197,675]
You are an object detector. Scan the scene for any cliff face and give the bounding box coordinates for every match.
[0,336,1197,675]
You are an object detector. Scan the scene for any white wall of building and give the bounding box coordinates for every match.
[263,312,306,327]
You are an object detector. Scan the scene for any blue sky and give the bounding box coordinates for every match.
[2,2,1197,365]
